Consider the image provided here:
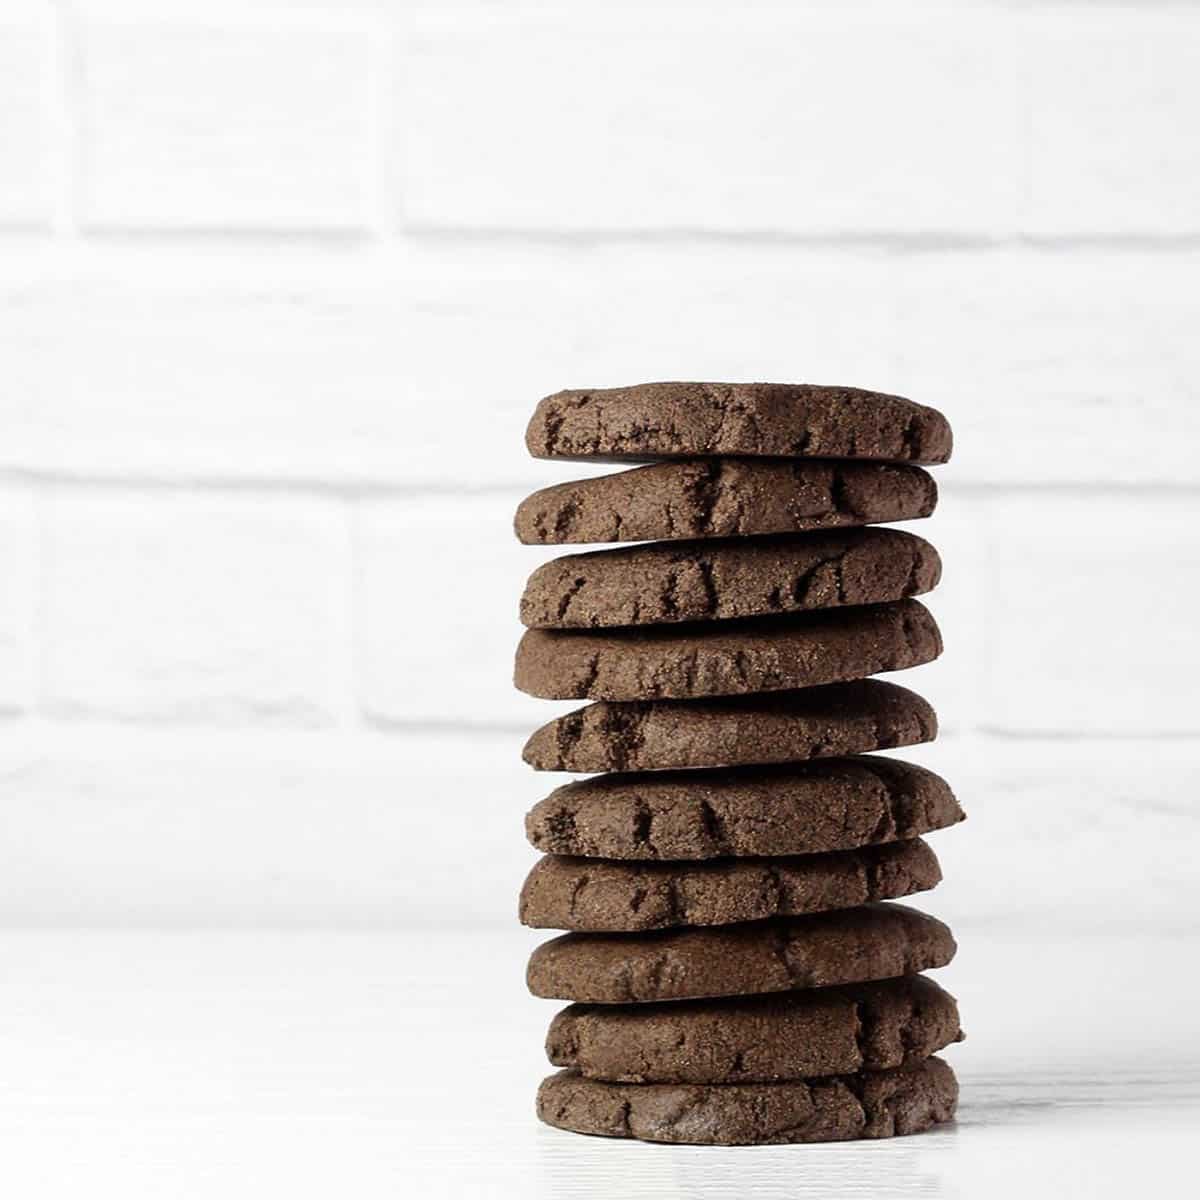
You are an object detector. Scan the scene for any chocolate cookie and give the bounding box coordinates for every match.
[520,528,940,630]
[525,758,961,861]
[537,1056,958,1144]
[526,903,955,1003]
[522,679,937,772]
[519,839,941,932]
[515,599,941,701]
[525,383,953,465]
[513,458,938,546]
[547,975,963,1083]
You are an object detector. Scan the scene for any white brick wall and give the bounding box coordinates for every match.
[5,248,1199,486]
[1026,10,1200,236]
[982,494,1200,736]
[79,19,376,231]
[0,725,530,925]
[356,493,560,729]
[400,15,1022,234]
[0,15,51,227]
[40,488,346,724]
[0,0,1196,929]
[0,487,37,712]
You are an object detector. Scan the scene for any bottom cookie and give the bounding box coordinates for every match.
[537,1056,957,1145]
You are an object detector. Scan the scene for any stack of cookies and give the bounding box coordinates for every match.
[513,382,963,1146]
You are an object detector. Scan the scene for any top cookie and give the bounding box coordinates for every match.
[526,383,952,466]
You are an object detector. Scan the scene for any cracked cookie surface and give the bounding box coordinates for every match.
[515,598,941,700]
[525,756,961,860]
[530,758,960,864]
[536,1056,958,1144]
[519,839,941,931]
[526,902,956,1003]
[546,975,962,1083]
[520,528,940,629]
[525,382,953,466]
[514,457,937,545]
[522,679,938,772]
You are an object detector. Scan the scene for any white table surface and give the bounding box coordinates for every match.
[0,924,1195,1198]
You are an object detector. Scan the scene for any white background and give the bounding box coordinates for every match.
[2,0,1198,933]
[0,3,1198,1194]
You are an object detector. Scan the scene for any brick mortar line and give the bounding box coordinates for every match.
[2,469,1198,499]
[4,228,1200,252]
[401,229,1200,252]
[0,711,1196,745]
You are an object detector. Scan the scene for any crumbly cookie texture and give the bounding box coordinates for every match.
[545,975,963,1084]
[526,902,956,1004]
[519,839,942,932]
[515,598,942,701]
[522,680,938,773]
[519,528,941,629]
[526,757,962,861]
[526,383,953,465]
[514,458,937,546]
[536,1056,959,1144]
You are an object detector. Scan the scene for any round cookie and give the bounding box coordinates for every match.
[520,528,941,629]
[525,758,962,860]
[515,598,941,701]
[526,902,956,1004]
[514,458,938,546]
[546,975,963,1083]
[522,679,938,772]
[537,1056,958,1144]
[525,382,953,465]
[519,839,941,932]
